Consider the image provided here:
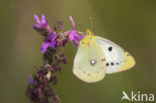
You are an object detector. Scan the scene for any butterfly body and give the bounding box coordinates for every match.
[73,33,136,83]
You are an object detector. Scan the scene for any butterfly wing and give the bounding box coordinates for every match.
[95,36,136,74]
[73,39,106,83]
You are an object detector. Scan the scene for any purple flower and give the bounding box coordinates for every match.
[33,14,48,29]
[69,16,84,46]
[41,33,57,53]
[57,19,63,30]
[29,75,34,85]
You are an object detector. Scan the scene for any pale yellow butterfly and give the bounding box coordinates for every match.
[73,30,136,83]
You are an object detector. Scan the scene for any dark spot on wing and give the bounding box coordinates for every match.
[111,62,114,65]
[90,59,97,66]
[108,47,113,52]
[88,73,90,76]
[116,62,119,65]
[106,62,120,67]
[101,58,105,62]
[106,63,109,66]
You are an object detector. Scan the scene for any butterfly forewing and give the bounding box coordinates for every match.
[73,38,106,83]
[95,36,136,74]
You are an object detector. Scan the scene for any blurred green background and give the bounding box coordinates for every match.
[0,0,156,103]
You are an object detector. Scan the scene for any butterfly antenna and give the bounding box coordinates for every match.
[89,17,94,36]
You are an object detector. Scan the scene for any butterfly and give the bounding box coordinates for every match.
[73,30,136,83]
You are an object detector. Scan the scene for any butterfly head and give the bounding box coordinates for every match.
[79,17,96,47]
[80,31,95,47]
[87,29,93,35]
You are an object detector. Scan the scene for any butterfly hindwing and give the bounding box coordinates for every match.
[73,36,106,83]
[95,36,136,74]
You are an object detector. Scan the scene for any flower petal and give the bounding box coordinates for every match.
[69,30,75,41]
[73,40,79,47]
[33,14,48,29]
[28,75,34,85]
[41,42,50,53]
[48,33,56,40]
[69,16,75,28]
[49,41,56,48]
[75,34,84,40]
[41,14,46,24]
[34,14,41,24]
[68,16,84,47]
